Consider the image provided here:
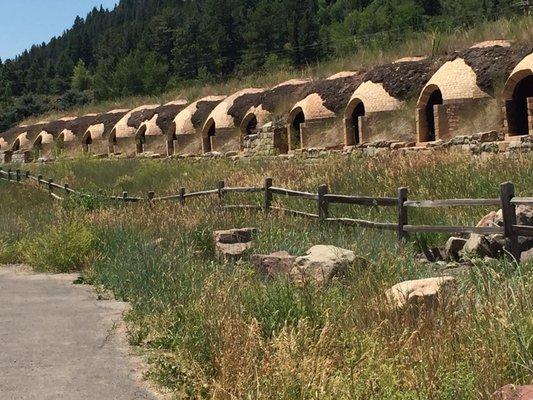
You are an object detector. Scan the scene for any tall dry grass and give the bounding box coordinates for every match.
[1,151,532,398]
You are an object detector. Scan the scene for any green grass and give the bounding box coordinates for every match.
[1,151,532,398]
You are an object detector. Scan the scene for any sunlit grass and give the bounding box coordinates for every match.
[1,151,532,398]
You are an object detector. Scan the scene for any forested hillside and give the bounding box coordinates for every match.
[0,0,522,130]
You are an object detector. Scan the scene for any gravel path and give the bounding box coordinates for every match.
[0,265,158,400]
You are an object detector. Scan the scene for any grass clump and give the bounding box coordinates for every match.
[20,218,96,273]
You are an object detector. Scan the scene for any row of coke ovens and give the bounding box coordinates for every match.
[1,40,532,163]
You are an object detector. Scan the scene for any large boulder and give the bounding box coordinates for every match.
[290,245,356,286]
[385,276,456,311]
[461,234,504,258]
[475,206,533,227]
[251,251,296,278]
[493,385,533,400]
[445,237,467,260]
[213,228,257,262]
[460,206,533,261]
[477,210,503,227]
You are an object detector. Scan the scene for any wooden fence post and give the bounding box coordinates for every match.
[122,191,128,202]
[179,187,186,205]
[500,182,519,259]
[64,183,70,195]
[264,177,273,213]
[25,170,30,179]
[7,169,12,181]
[47,179,53,195]
[148,190,155,206]
[16,169,21,182]
[318,184,329,221]
[37,175,43,185]
[217,180,225,202]
[397,187,408,241]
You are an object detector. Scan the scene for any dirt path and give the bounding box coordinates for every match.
[0,265,159,400]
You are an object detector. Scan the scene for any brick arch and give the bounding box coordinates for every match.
[416,84,443,142]
[56,131,67,153]
[503,69,532,100]
[240,112,258,136]
[81,130,93,153]
[11,133,28,152]
[417,83,442,108]
[32,133,44,150]
[135,125,147,154]
[503,69,533,136]
[32,132,53,149]
[287,106,305,151]
[11,137,21,152]
[201,118,216,153]
[345,97,364,119]
[344,97,365,146]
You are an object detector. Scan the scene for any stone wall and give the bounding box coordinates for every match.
[3,151,32,164]
[36,142,55,161]
[242,122,288,156]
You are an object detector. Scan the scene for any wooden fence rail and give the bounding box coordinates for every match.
[1,168,531,260]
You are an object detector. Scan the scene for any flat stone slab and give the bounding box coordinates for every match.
[0,265,158,400]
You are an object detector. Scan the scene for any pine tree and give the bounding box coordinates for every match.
[71,60,92,91]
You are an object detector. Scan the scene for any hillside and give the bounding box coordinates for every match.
[0,0,523,131]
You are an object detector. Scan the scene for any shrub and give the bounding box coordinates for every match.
[20,219,96,273]
[0,236,20,264]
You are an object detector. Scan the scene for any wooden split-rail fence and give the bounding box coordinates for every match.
[1,167,532,259]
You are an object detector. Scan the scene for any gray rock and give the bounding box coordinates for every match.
[290,245,356,286]
[472,130,499,142]
[462,234,503,258]
[445,237,467,260]
[251,251,296,278]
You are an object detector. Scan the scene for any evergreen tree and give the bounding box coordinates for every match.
[0,0,522,130]
[71,60,92,91]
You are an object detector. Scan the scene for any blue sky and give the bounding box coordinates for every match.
[0,0,119,61]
